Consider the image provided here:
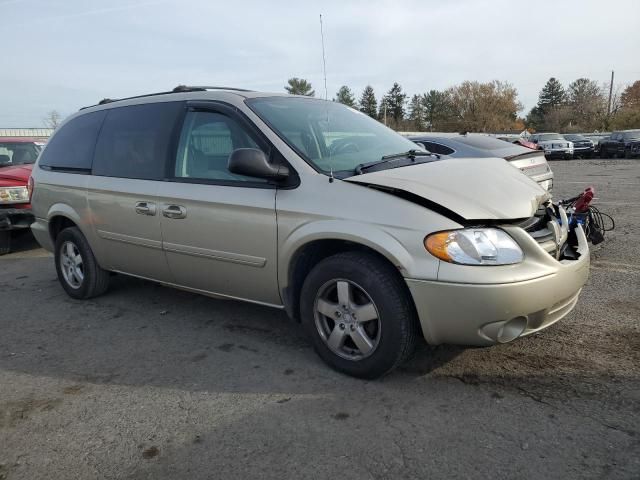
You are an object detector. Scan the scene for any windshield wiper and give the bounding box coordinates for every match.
[355,149,436,175]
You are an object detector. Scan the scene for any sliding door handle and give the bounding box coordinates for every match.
[162,205,187,219]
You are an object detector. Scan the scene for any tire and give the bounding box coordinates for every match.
[54,226,110,299]
[300,251,418,379]
[0,231,10,255]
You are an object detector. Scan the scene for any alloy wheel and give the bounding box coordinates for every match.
[60,241,84,289]
[314,279,381,361]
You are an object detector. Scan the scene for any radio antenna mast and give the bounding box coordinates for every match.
[320,14,328,100]
[319,13,333,182]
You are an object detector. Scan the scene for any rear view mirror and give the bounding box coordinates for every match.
[228,148,289,180]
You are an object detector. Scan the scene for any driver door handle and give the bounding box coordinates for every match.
[162,204,187,219]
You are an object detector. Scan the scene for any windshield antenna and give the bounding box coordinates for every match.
[320,14,328,100]
[320,14,333,182]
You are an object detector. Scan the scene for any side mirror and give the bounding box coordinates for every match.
[228,148,289,180]
[0,154,11,166]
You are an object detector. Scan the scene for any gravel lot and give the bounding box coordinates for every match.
[1,159,639,480]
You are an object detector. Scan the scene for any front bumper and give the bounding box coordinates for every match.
[406,225,590,346]
[0,207,34,231]
[573,146,594,156]
[544,148,573,158]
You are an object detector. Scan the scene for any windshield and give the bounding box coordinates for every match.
[0,142,41,166]
[246,97,420,176]
[623,130,640,139]
[536,134,565,141]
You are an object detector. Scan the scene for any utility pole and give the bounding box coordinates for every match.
[607,70,614,115]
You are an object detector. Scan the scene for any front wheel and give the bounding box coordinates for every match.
[55,227,110,299]
[300,251,418,379]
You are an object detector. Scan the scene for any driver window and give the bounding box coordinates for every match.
[174,110,269,183]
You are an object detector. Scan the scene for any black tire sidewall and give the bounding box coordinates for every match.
[300,252,415,379]
[54,227,100,299]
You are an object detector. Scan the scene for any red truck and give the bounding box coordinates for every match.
[0,137,43,254]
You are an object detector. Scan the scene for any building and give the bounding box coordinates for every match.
[0,128,53,140]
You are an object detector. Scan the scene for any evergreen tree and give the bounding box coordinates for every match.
[536,77,565,113]
[382,82,407,122]
[378,95,390,123]
[358,85,378,118]
[408,94,426,130]
[422,90,453,131]
[334,85,356,107]
[285,77,315,96]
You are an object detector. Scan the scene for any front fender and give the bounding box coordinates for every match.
[278,219,417,292]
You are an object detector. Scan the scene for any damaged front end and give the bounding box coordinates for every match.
[517,201,586,262]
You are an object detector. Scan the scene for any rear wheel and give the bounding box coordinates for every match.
[300,251,418,379]
[55,227,110,299]
[0,231,10,255]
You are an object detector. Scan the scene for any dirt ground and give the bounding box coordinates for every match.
[0,158,638,479]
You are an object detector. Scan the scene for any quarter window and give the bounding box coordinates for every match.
[173,110,269,183]
[92,102,182,180]
[39,110,106,171]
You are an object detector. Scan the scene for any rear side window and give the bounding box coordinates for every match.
[93,102,182,180]
[39,111,106,171]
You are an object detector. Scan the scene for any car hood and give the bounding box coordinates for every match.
[0,164,33,185]
[344,157,550,221]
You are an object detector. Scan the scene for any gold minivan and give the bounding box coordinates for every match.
[30,87,590,378]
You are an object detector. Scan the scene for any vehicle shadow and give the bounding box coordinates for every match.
[5,229,40,254]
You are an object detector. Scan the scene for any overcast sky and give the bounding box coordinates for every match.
[2,0,639,126]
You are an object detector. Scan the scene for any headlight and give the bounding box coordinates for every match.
[0,186,30,204]
[425,228,523,265]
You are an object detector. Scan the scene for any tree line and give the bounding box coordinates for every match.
[284,76,640,133]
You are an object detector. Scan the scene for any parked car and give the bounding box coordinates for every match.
[496,136,538,150]
[529,133,574,159]
[562,134,594,158]
[409,133,554,191]
[0,138,42,254]
[30,86,590,378]
[599,130,640,158]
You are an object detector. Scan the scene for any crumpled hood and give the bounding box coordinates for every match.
[344,157,550,221]
[0,164,33,186]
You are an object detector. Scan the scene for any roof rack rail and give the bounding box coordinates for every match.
[80,85,252,110]
[173,85,253,92]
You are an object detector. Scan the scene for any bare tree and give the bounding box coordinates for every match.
[43,110,62,129]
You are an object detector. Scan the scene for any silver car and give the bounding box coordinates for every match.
[30,87,590,378]
[409,133,554,191]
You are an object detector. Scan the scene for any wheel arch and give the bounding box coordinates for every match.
[280,222,416,322]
